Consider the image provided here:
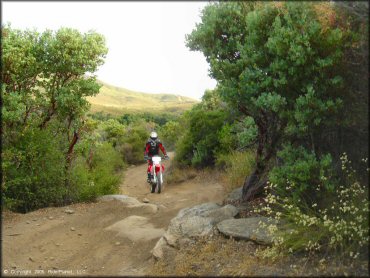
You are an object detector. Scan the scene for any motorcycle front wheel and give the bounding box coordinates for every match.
[156,172,162,194]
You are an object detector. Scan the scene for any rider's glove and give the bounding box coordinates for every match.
[144,155,149,160]
[164,154,169,160]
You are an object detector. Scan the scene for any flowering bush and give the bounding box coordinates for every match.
[255,153,369,261]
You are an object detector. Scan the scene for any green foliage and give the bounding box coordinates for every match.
[71,142,124,202]
[217,124,237,153]
[256,155,369,261]
[118,112,177,126]
[235,116,258,149]
[158,120,182,151]
[1,25,117,212]
[2,25,108,135]
[186,1,368,201]
[121,123,149,164]
[174,88,236,168]
[175,105,229,168]
[2,129,68,212]
[269,145,336,207]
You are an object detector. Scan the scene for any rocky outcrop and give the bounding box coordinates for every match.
[152,203,238,259]
[105,215,165,242]
[97,195,158,214]
[224,187,243,204]
[217,217,277,245]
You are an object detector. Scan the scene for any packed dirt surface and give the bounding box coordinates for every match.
[2,153,225,276]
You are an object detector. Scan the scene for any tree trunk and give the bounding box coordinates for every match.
[66,131,79,166]
[241,114,282,201]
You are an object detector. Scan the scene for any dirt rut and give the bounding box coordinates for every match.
[2,155,225,276]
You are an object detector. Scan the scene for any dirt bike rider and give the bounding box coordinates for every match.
[144,131,169,183]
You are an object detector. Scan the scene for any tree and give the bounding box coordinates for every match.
[2,25,108,165]
[2,25,108,211]
[186,2,361,200]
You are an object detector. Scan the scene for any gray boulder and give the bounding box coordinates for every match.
[217,217,277,245]
[97,194,138,204]
[152,202,238,259]
[97,195,158,214]
[224,186,243,203]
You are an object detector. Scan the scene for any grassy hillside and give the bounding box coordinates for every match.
[87,81,199,115]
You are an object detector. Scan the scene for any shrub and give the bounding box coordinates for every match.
[71,142,124,202]
[174,108,229,168]
[255,154,369,262]
[269,144,337,208]
[121,124,149,164]
[158,120,183,151]
[2,129,68,212]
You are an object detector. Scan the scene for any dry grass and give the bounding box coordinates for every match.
[150,234,369,276]
[151,235,261,276]
[165,165,198,185]
[217,150,255,193]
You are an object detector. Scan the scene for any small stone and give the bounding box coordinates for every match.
[26,221,30,224]
[33,219,37,221]
[12,265,17,269]
[64,209,75,214]
[48,216,54,220]
[70,227,76,231]
[142,198,150,203]
[84,266,88,269]
[115,242,121,246]
[78,233,83,236]
[50,257,55,261]
[36,224,40,226]
[29,257,35,262]
[56,243,61,247]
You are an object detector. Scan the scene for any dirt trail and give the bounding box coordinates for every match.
[2,154,225,276]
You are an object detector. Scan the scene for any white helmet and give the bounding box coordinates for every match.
[150,131,158,140]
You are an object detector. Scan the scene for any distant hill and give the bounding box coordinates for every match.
[86,81,199,115]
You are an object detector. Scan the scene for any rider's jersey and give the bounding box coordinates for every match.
[144,138,167,157]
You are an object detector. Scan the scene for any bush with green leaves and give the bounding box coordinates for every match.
[174,88,237,168]
[268,144,336,207]
[255,154,369,261]
[2,129,69,212]
[158,120,182,151]
[70,142,124,202]
[175,106,229,168]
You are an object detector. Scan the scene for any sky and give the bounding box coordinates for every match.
[2,1,217,100]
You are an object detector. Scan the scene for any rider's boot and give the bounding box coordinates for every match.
[147,172,151,183]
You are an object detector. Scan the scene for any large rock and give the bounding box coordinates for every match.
[224,187,243,203]
[97,195,158,214]
[97,194,139,205]
[152,202,238,259]
[105,215,164,242]
[151,237,176,260]
[217,217,277,245]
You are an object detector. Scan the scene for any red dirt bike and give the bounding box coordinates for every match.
[146,155,169,194]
